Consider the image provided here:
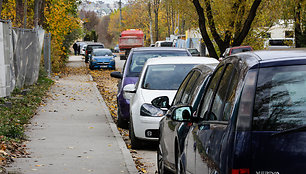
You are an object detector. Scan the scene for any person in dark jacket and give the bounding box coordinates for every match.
[73,42,78,55]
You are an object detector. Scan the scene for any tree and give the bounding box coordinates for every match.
[192,0,262,58]
[153,0,160,42]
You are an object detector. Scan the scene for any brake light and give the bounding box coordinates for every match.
[86,50,88,54]
[232,169,250,174]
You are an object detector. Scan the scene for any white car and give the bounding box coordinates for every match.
[123,56,219,149]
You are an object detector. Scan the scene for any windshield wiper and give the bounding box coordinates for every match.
[272,125,306,137]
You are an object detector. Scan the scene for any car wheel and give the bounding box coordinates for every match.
[117,108,128,129]
[89,64,94,70]
[157,142,170,174]
[129,119,142,149]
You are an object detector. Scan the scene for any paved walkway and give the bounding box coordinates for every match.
[7,56,137,174]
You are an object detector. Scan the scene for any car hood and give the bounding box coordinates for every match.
[139,89,177,104]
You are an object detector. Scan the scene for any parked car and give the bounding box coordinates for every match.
[85,43,104,63]
[89,48,116,70]
[124,57,217,149]
[169,49,306,174]
[155,41,173,47]
[154,61,219,174]
[264,38,295,50]
[221,45,253,58]
[110,47,191,129]
[188,48,201,56]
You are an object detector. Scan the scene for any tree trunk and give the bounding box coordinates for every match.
[16,0,23,27]
[294,1,302,48]
[232,0,262,46]
[153,0,160,42]
[192,0,218,59]
[23,0,27,28]
[34,0,40,27]
[148,1,153,44]
[0,0,3,17]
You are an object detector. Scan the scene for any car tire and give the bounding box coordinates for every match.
[129,119,142,149]
[89,64,94,70]
[157,142,171,174]
[117,108,128,129]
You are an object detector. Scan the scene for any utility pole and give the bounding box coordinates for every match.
[119,0,122,28]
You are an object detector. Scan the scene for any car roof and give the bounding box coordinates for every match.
[87,43,104,46]
[92,48,111,51]
[233,49,306,61]
[132,47,187,52]
[145,56,219,65]
[223,49,306,69]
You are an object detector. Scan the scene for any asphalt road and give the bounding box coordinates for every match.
[114,53,158,174]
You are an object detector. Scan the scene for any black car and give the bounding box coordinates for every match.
[169,49,306,174]
[153,64,218,174]
[85,43,104,63]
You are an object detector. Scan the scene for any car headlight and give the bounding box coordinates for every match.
[92,58,97,62]
[110,57,115,61]
[140,103,164,117]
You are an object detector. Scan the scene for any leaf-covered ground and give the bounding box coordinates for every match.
[0,70,53,170]
[90,69,151,174]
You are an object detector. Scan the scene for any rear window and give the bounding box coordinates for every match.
[253,65,306,131]
[142,64,196,90]
[93,50,112,56]
[127,51,189,77]
[231,47,252,54]
[269,39,293,46]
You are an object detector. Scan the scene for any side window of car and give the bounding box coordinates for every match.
[172,71,195,105]
[199,66,225,119]
[222,68,239,121]
[210,64,234,121]
[181,71,201,104]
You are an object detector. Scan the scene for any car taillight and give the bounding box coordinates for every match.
[232,169,250,174]
[86,50,88,54]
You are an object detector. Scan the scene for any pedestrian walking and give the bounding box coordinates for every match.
[73,42,78,55]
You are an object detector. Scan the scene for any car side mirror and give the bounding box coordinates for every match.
[172,106,192,122]
[151,96,170,109]
[123,84,136,100]
[110,71,123,79]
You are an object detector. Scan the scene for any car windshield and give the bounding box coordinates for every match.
[231,47,252,54]
[189,49,199,54]
[253,65,306,131]
[93,50,113,56]
[142,64,196,90]
[128,51,189,76]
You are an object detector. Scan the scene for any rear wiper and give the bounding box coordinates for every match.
[272,125,306,137]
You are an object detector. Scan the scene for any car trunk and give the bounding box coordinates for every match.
[250,131,306,174]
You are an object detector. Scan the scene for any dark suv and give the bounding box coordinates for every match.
[110,47,191,128]
[85,43,104,63]
[169,49,306,174]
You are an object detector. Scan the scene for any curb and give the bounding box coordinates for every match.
[89,74,138,174]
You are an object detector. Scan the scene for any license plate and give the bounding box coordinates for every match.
[100,65,107,68]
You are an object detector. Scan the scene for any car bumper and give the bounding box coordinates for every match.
[91,61,115,69]
[133,115,163,141]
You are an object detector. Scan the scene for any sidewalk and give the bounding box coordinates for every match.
[7,56,137,174]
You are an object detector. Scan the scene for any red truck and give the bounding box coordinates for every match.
[119,29,144,60]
